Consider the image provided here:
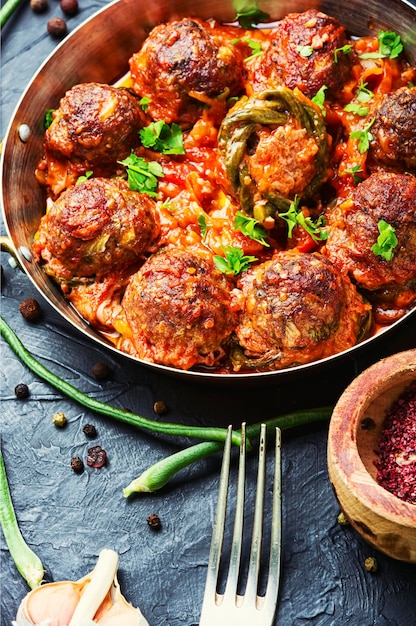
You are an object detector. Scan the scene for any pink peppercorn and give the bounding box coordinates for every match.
[374,381,416,505]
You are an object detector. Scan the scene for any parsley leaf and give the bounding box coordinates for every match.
[359,30,403,59]
[297,44,314,58]
[334,44,353,63]
[232,36,263,61]
[76,170,93,184]
[234,211,270,246]
[198,215,208,238]
[371,219,398,261]
[140,121,185,155]
[343,164,365,184]
[311,85,328,117]
[139,97,151,111]
[214,246,257,275]
[233,1,270,28]
[350,118,375,154]
[344,102,369,117]
[356,80,374,103]
[278,196,328,242]
[44,109,55,129]
[118,153,164,197]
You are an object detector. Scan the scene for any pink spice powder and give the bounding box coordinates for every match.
[374,380,416,505]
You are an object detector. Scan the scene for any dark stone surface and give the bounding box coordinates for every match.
[1,3,416,624]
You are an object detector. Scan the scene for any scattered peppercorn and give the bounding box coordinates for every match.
[86,445,107,468]
[70,456,84,473]
[92,362,111,380]
[147,513,162,530]
[153,400,168,415]
[364,556,378,573]
[82,423,97,438]
[47,17,68,38]
[30,0,48,13]
[19,298,42,322]
[14,383,29,399]
[337,511,349,526]
[52,412,67,428]
[60,0,78,16]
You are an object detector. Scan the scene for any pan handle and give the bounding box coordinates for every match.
[0,236,23,270]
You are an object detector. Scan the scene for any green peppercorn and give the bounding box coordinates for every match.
[337,511,349,526]
[364,557,378,572]
[52,412,67,428]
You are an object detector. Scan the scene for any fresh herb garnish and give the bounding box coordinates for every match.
[232,36,263,61]
[198,215,208,238]
[371,219,398,261]
[140,121,185,155]
[297,44,314,58]
[311,85,328,117]
[344,102,369,117]
[234,211,270,246]
[334,44,353,63]
[214,246,257,275]
[233,1,270,29]
[76,170,93,184]
[359,30,403,59]
[344,164,365,184]
[349,117,375,154]
[43,109,55,129]
[356,80,374,103]
[278,196,328,242]
[118,153,164,197]
[139,96,151,111]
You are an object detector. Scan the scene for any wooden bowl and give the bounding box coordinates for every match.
[328,349,416,562]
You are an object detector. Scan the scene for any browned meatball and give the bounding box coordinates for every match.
[129,18,246,127]
[32,177,159,281]
[247,9,355,100]
[36,83,145,195]
[121,248,239,370]
[232,251,370,371]
[370,87,416,173]
[323,171,416,307]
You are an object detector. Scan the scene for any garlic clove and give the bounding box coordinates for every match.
[14,549,149,626]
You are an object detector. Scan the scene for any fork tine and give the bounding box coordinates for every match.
[199,424,233,622]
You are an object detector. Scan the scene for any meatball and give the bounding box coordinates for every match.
[323,171,416,306]
[217,88,329,222]
[32,177,159,281]
[370,87,416,173]
[129,18,246,127]
[36,83,145,194]
[232,251,370,371]
[121,248,239,370]
[247,9,355,100]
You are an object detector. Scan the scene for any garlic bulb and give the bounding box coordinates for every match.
[13,549,149,626]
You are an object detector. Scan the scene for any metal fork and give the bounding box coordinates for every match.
[200,422,282,626]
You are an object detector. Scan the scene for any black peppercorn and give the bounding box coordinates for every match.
[30,0,48,13]
[14,383,29,399]
[47,17,68,38]
[19,298,42,322]
[92,362,111,380]
[82,423,97,438]
[147,513,162,530]
[70,456,84,473]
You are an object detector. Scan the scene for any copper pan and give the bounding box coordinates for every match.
[1,0,416,382]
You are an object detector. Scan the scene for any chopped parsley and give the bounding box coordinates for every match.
[43,109,55,129]
[297,44,314,58]
[233,1,270,29]
[334,44,353,63]
[311,85,328,117]
[371,219,398,261]
[232,36,263,61]
[356,80,374,103]
[349,118,375,154]
[234,211,270,246]
[118,153,164,197]
[359,30,403,60]
[344,102,369,117]
[139,96,151,111]
[76,170,93,184]
[278,196,328,242]
[343,164,365,184]
[140,121,185,155]
[214,246,257,275]
[198,215,208,238]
